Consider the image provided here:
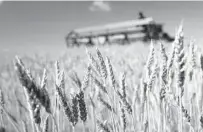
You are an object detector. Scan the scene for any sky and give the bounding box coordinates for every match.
[0,1,203,63]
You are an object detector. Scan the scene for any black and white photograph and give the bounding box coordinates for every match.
[0,1,203,132]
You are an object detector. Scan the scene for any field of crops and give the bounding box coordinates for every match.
[1,25,203,132]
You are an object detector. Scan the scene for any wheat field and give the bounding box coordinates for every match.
[0,25,203,132]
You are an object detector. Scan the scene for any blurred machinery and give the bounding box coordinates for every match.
[65,12,174,47]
